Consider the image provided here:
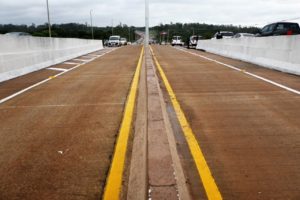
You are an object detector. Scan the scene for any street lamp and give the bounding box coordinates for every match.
[145,0,149,46]
[46,0,51,37]
[111,19,114,35]
[90,9,94,39]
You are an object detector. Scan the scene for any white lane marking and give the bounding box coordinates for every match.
[175,47,300,95]
[73,58,90,62]
[82,55,97,58]
[0,48,118,105]
[63,62,79,65]
[47,67,68,72]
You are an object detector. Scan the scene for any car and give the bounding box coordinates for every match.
[187,35,202,49]
[233,33,254,38]
[5,32,31,36]
[171,36,184,46]
[103,40,109,46]
[120,38,127,46]
[257,22,300,37]
[212,31,234,39]
[108,35,121,47]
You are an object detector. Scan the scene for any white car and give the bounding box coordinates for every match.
[120,38,127,45]
[171,36,184,46]
[233,33,254,38]
[108,35,121,47]
[5,32,31,36]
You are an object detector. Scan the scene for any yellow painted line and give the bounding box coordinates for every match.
[150,46,222,200]
[103,47,144,200]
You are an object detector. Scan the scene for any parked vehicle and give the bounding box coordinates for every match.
[120,38,127,45]
[187,35,202,49]
[212,31,234,39]
[233,33,254,38]
[108,35,121,47]
[103,40,109,46]
[257,22,300,37]
[171,36,184,46]
[5,32,31,36]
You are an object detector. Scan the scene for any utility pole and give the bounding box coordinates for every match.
[111,19,114,35]
[167,29,169,44]
[90,9,94,39]
[46,0,51,37]
[145,0,149,46]
[128,27,131,42]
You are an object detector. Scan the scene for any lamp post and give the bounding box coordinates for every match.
[46,0,51,37]
[111,19,114,35]
[145,0,149,46]
[90,9,94,39]
[128,27,131,42]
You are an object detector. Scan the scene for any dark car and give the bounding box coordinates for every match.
[257,22,300,37]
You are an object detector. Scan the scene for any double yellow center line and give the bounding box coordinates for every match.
[103,46,222,200]
[150,46,222,200]
[103,47,144,200]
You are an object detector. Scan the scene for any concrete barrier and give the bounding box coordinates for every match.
[196,35,300,75]
[0,35,103,82]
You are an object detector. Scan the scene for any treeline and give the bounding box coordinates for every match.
[0,23,137,41]
[0,22,260,42]
[151,22,260,42]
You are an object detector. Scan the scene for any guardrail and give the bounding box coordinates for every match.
[196,35,300,75]
[0,35,103,82]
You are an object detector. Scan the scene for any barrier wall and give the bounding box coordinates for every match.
[196,35,300,75]
[0,35,103,82]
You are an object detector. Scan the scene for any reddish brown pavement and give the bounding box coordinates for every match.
[0,48,112,100]
[0,46,141,200]
[152,45,300,200]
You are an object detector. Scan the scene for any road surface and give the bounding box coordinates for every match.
[0,45,299,200]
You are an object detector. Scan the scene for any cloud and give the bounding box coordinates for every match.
[0,0,299,27]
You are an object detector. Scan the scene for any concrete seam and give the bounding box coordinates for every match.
[149,47,192,200]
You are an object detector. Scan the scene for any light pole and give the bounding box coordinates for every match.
[90,9,94,39]
[145,0,149,46]
[111,19,114,35]
[128,27,131,42]
[46,0,51,37]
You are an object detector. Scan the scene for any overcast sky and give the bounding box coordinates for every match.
[0,0,300,27]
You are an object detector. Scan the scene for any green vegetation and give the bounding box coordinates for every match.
[151,22,260,42]
[0,23,137,42]
[0,22,260,43]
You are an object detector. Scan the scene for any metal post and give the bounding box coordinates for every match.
[167,29,169,44]
[90,9,94,39]
[112,19,114,35]
[46,0,51,37]
[129,27,131,42]
[145,0,149,46]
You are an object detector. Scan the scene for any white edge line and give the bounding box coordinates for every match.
[0,48,118,105]
[174,47,300,95]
